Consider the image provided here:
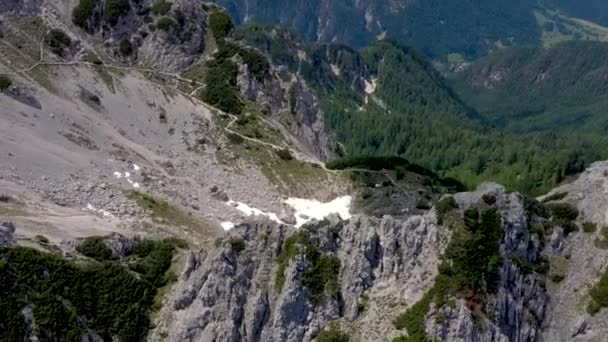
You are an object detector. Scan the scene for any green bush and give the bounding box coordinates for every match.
[227,132,245,144]
[227,237,246,254]
[209,10,234,41]
[104,0,130,25]
[511,255,533,275]
[589,269,608,315]
[276,148,293,161]
[482,193,496,205]
[118,37,132,56]
[35,235,49,244]
[545,202,579,222]
[436,196,458,225]
[583,222,597,233]
[72,0,98,28]
[275,231,307,291]
[156,16,175,30]
[151,0,172,15]
[76,236,114,261]
[541,192,568,203]
[317,325,350,342]
[215,42,270,81]
[46,29,72,56]
[202,59,242,114]
[0,75,12,91]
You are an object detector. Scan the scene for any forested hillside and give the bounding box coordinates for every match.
[449,41,608,133]
[548,0,608,26]
[213,0,541,59]
[237,26,608,195]
[210,0,608,60]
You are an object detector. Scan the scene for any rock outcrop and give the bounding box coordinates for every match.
[156,208,448,341]
[425,183,547,342]
[155,183,560,341]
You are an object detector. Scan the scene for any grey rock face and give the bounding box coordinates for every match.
[137,0,208,72]
[426,184,547,342]
[237,63,336,161]
[158,209,447,341]
[0,0,42,16]
[0,221,16,247]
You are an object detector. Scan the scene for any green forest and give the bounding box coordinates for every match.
[236,24,607,195]
[0,238,179,341]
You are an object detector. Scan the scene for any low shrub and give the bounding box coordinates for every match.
[156,16,175,30]
[104,0,130,25]
[118,37,132,56]
[482,193,496,205]
[0,75,12,91]
[208,9,233,41]
[151,0,172,15]
[46,29,72,56]
[227,132,244,144]
[436,196,458,225]
[227,237,246,254]
[317,325,350,342]
[76,236,114,261]
[72,0,98,27]
[276,148,293,161]
[541,192,568,203]
[583,222,597,233]
[545,202,579,222]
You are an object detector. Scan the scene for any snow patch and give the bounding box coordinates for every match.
[330,64,341,76]
[227,200,283,224]
[285,196,352,228]
[113,164,141,188]
[221,221,235,231]
[364,78,377,94]
[83,203,114,218]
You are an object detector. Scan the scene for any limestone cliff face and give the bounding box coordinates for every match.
[154,183,568,342]
[236,63,335,161]
[154,210,448,341]
[425,183,547,342]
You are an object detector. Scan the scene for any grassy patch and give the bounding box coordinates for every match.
[541,192,568,203]
[548,256,569,283]
[583,222,598,233]
[126,190,201,230]
[317,325,350,342]
[588,268,608,315]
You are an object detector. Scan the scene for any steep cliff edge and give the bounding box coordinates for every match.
[153,182,562,341]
